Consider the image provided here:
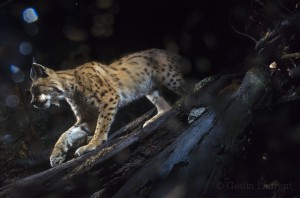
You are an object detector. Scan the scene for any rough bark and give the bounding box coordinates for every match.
[0,67,272,198]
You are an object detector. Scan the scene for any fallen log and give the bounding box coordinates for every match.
[0,67,272,198]
[107,67,272,198]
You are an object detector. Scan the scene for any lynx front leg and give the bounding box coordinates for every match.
[143,90,172,128]
[50,123,90,167]
[75,101,118,156]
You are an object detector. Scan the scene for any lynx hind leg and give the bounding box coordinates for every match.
[143,90,172,128]
[159,68,190,96]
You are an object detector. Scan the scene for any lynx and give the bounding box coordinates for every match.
[30,49,188,167]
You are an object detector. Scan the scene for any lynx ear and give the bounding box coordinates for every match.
[30,58,53,80]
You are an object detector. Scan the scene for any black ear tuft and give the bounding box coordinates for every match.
[30,60,49,80]
[33,57,37,64]
[30,66,36,80]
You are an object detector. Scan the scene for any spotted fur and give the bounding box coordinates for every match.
[30,49,188,167]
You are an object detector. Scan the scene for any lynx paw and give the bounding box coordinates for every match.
[50,151,66,167]
[143,119,153,128]
[143,113,165,128]
[75,144,97,157]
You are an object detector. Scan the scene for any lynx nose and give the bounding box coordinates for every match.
[30,97,47,108]
[30,98,37,106]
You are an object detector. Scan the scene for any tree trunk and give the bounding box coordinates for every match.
[0,67,272,198]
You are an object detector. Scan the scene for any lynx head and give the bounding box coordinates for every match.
[30,60,64,109]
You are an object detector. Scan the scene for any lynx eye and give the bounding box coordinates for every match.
[49,87,63,94]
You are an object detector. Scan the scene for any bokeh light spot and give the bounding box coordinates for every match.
[10,65,20,74]
[164,36,179,54]
[12,71,25,83]
[203,33,217,49]
[96,0,113,9]
[19,42,33,55]
[0,134,13,145]
[165,42,179,54]
[93,14,114,25]
[23,8,38,23]
[91,13,114,38]
[63,25,88,41]
[195,57,211,73]
[5,95,19,108]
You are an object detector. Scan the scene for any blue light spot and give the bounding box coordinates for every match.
[10,65,20,74]
[0,134,14,144]
[23,8,38,23]
[5,95,19,108]
[19,42,33,55]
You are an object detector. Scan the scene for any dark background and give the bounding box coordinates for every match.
[0,0,253,81]
[1,0,299,197]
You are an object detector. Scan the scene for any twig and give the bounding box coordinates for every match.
[228,22,258,44]
[282,52,300,59]
[0,0,14,8]
[278,0,298,14]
